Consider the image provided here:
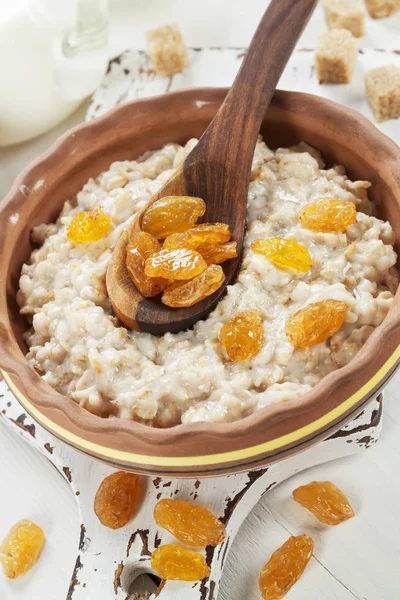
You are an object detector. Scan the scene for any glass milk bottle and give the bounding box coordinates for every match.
[0,0,109,146]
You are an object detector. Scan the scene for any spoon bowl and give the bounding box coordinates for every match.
[107,0,318,334]
[106,164,244,334]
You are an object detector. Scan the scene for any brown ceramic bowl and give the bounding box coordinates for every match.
[1,89,400,477]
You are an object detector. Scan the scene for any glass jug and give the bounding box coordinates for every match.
[0,0,109,146]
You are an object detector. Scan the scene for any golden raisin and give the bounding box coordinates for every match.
[259,534,313,600]
[0,520,44,579]
[135,229,161,258]
[163,223,231,251]
[201,241,238,265]
[162,265,225,307]
[142,196,206,239]
[67,208,111,243]
[251,238,312,273]
[145,248,207,280]
[126,231,167,297]
[151,544,210,581]
[285,300,347,348]
[293,481,355,525]
[154,498,226,546]
[299,198,356,233]
[94,471,140,529]
[220,311,264,362]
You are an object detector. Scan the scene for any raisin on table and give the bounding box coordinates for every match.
[141,196,206,239]
[299,198,356,233]
[251,238,312,272]
[154,498,226,546]
[94,471,140,529]
[67,208,112,243]
[0,519,44,579]
[259,534,314,600]
[293,481,355,525]
[285,300,348,348]
[145,248,207,280]
[163,223,231,251]
[220,311,265,362]
[126,231,167,297]
[151,544,210,581]
[162,265,225,307]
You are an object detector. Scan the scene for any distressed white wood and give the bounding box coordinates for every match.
[86,48,400,144]
[0,379,384,599]
[1,40,400,600]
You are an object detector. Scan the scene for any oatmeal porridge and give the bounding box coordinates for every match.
[17,137,398,426]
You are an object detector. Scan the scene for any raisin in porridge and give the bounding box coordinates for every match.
[17,137,398,426]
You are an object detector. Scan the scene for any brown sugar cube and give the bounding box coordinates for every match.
[365,65,400,122]
[365,0,400,18]
[146,23,189,77]
[315,29,358,84]
[323,0,365,37]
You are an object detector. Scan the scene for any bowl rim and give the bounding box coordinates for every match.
[1,87,400,475]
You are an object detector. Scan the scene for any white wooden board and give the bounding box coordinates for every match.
[86,48,400,145]
[0,379,386,600]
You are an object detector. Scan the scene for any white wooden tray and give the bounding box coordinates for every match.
[87,47,400,146]
[0,380,384,599]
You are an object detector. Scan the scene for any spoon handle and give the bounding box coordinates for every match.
[186,0,318,186]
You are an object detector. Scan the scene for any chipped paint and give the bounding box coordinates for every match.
[154,532,162,549]
[79,524,86,551]
[356,435,375,448]
[106,52,127,74]
[220,537,230,569]
[44,442,54,454]
[208,580,216,599]
[262,481,278,497]
[78,524,90,552]
[198,544,218,599]
[127,529,150,558]
[63,466,72,482]
[114,561,124,594]
[329,394,382,441]
[67,555,83,599]
[220,468,268,525]
[10,413,36,437]
[154,580,166,596]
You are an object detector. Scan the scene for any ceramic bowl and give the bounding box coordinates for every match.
[1,89,400,477]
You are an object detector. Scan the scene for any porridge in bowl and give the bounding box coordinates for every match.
[17,137,398,427]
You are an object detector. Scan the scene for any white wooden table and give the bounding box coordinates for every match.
[1,2,400,599]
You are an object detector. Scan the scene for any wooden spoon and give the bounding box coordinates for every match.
[107,0,318,335]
